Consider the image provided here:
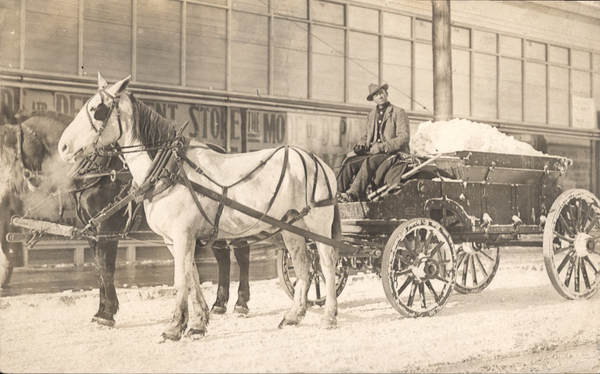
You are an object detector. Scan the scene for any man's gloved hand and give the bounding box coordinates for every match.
[369,143,384,154]
[353,142,368,155]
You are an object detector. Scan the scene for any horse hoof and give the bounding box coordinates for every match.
[278,318,299,329]
[233,306,249,315]
[162,325,183,341]
[320,317,337,330]
[92,317,115,327]
[186,328,207,339]
[211,306,227,315]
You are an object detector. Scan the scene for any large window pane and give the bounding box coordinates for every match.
[500,35,521,58]
[499,58,522,121]
[273,18,308,98]
[414,42,433,113]
[383,12,411,39]
[452,49,470,117]
[186,4,226,90]
[231,11,268,94]
[473,30,496,54]
[524,62,546,124]
[548,45,568,65]
[415,20,431,41]
[383,37,411,109]
[572,49,591,70]
[311,0,344,25]
[0,0,21,69]
[472,53,497,119]
[451,26,470,48]
[271,0,307,19]
[137,0,181,85]
[548,66,569,126]
[525,41,546,61]
[25,0,78,74]
[572,70,591,97]
[83,0,132,80]
[348,31,378,104]
[311,25,344,102]
[348,5,378,33]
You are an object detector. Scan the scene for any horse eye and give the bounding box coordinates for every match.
[94,103,110,121]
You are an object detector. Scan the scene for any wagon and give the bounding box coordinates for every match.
[277,150,600,317]
[9,150,600,319]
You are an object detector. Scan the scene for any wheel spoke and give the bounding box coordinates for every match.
[396,276,413,295]
[584,214,600,234]
[557,250,574,273]
[418,283,426,309]
[559,214,575,237]
[428,241,444,258]
[395,268,413,277]
[314,275,322,300]
[580,203,592,232]
[470,255,478,286]
[415,229,422,253]
[574,258,580,293]
[553,231,574,243]
[580,257,592,290]
[583,255,598,274]
[554,245,574,255]
[424,231,433,253]
[475,253,489,278]
[461,254,470,285]
[478,249,495,262]
[407,282,417,307]
[425,280,440,303]
[564,256,575,287]
[434,275,450,284]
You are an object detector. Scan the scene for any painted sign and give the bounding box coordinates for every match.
[572,95,597,129]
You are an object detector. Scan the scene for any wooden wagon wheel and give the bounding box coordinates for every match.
[543,189,600,299]
[454,242,500,294]
[277,241,349,306]
[381,218,456,317]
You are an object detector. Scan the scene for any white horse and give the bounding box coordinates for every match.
[58,74,340,341]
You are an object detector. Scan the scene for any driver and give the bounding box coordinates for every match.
[337,83,410,202]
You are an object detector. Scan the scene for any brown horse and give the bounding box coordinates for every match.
[1,111,250,324]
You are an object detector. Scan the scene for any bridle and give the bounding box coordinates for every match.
[84,88,123,148]
[1,123,44,191]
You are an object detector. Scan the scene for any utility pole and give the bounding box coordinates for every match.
[432,0,453,121]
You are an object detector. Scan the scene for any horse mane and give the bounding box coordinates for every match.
[28,111,74,124]
[128,93,178,159]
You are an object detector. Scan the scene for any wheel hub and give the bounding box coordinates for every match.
[574,233,593,257]
[411,256,440,281]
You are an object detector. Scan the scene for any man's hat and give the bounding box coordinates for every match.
[367,83,389,101]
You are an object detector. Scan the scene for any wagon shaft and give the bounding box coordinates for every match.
[11,216,83,239]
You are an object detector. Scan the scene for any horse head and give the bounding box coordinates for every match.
[58,73,131,163]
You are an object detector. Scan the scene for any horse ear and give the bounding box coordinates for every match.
[107,75,131,97]
[98,72,108,89]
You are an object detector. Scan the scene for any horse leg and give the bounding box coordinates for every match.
[92,240,119,326]
[315,242,338,329]
[210,245,231,314]
[233,241,250,315]
[278,230,310,328]
[162,242,190,341]
[186,250,210,338]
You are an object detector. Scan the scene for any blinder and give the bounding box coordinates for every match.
[94,103,110,121]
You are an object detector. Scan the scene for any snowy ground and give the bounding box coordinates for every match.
[1,248,599,373]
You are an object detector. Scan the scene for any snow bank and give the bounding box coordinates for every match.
[410,118,545,157]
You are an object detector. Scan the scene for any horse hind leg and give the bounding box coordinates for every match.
[233,241,250,315]
[278,229,310,328]
[210,244,231,315]
[315,241,338,329]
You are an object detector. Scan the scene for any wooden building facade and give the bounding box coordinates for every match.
[1,0,600,193]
